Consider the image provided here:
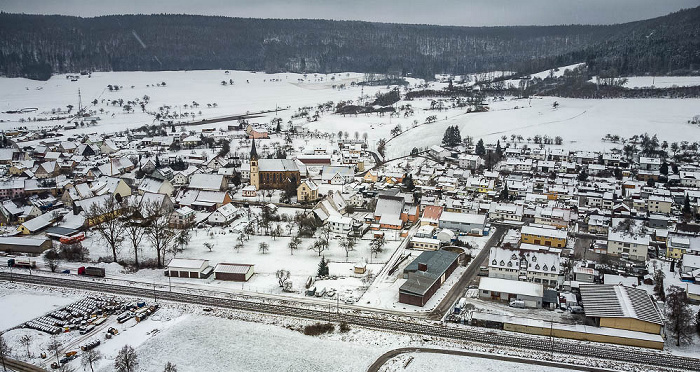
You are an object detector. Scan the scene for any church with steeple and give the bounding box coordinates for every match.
[249,139,300,191]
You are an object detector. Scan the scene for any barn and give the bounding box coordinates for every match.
[399,250,460,307]
[0,237,52,254]
[166,258,212,279]
[214,263,254,281]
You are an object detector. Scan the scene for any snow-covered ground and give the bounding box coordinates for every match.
[384,96,700,158]
[590,76,700,89]
[381,352,571,372]
[0,70,399,136]
[0,282,690,372]
[0,284,77,330]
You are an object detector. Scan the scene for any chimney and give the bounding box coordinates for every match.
[418,262,428,272]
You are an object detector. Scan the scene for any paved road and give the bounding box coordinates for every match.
[430,227,505,319]
[366,347,617,372]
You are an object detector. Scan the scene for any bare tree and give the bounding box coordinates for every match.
[144,202,176,268]
[339,237,356,258]
[47,336,61,365]
[204,242,214,252]
[288,235,301,255]
[114,345,139,372]
[370,235,385,258]
[81,349,102,372]
[666,286,694,347]
[44,247,59,272]
[19,334,31,358]
[163,362,178,372]
[123,199,147,267]
[85,195,126,262]
[276,269,290,287]
[0,332,11,372]
[309,237,328,257]
[258,242,269,254]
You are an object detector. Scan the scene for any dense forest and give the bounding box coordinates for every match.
[0,6,698,81]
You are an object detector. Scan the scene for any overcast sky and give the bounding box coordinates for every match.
[1,0,698,26]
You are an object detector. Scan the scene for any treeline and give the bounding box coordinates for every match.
[0,7,698,81]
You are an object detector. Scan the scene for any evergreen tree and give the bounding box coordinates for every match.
[683,195,692,216]
[653,269,666,301]
[666,286,694,347]
[660,161,669,175]
[495,140,503,159]
[317,256,329,277]
[577,169,588,182]
[499,183,509,201]
[155,155,161,169]
[475,139,485,156]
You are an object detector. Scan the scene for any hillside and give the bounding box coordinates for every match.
[0,7,698,80]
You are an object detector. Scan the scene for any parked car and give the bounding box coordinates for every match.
[509,300,525,308]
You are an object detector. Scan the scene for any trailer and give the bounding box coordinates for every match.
[78,266,105,277]
[8,257,37,269]
[59,233,86,245]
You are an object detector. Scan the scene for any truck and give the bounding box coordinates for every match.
[78,266,105,277]
[8,257,37,269]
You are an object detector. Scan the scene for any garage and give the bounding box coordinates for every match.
[214,263,254,282]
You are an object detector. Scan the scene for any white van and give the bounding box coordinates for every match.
[509,300,525,308]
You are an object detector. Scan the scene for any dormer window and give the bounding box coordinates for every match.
[551,266,557,272]
[492,259,497,266]
[500,260,505,266]
[511,254,517,260]
[507,261,513,267]
[535,264,540,270]
[542,265,548,271]
[532,256,537,262]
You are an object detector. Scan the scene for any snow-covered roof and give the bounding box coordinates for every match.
[214,263,253,274]
[479,277,543,298]
[521,225,567,239]
[257,159,299,172]
[189,174,224,191]
[167,258,208,270]
[439,211,485,225]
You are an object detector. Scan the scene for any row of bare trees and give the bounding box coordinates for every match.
[84,195,192,268]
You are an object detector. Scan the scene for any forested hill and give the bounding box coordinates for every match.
[0,7,698,81]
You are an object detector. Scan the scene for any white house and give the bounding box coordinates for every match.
[208,203,239,225]
[326,215,353,235]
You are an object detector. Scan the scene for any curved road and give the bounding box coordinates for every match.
[366,347,616,372]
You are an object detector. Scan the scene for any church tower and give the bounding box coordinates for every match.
[250,139,260,190]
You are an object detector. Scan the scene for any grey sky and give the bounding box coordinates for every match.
[1,0,698,26]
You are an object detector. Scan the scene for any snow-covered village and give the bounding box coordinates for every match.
[1,2,700,372]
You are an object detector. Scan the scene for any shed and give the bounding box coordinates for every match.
[166,258,212,279]
[214,263,254,281]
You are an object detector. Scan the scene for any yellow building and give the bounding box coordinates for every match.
[665,235,690,260]
[520,225,567,248]
[363,170,378,183]
[297,180,319,202]
[580,284,664,337]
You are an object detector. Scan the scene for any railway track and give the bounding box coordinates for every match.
[3,272,699,371]
[1,357,47,372]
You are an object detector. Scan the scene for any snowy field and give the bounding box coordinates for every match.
[0,70,395,136]
[590,76,700,89]
[0,284,77,330]
[383,96,700,158]
[381,352,571,372]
